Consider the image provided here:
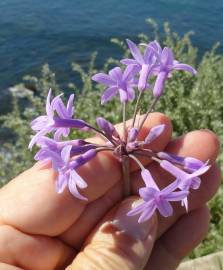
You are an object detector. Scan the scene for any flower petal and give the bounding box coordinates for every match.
[157,200,173,217]
[141,169,159,189]
[126,39,144,64]
[46,89,53,117]
[182,197,189,212]
[190,165,211,178]
[101,86,118,104]
[30,116,49,131]
[173,63,197,75]
[127,127,138,142]
[153,71,168,97]
[96,117,117,138]
[56,172,68,193]
[123,65,139,81]
[126,86,135,101]
[161,179,180,194]
[118,89,128,103]
[160,160,187,180]
[145,124,165,144]
[127,200,146,216]
[109,67,122,81]
[161,47,174,66]
[165,190,188,201]
[53,97,67,118]
[61,145,72,164]
[68,170,88,201]
[29,129,52,149]
[138,64,152,91]
[139,187,157,201]
[138,201,156,223]
[121,59,139,66]
[66,94,75,116]
[157,151,185,165]
[92,73,115,86]
[191,177,201,190]
[184,157,206,171]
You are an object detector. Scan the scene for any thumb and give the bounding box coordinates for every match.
[68,197,157,270]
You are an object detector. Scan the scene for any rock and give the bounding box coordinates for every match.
[178,251,223,270]
[0,84,33,114]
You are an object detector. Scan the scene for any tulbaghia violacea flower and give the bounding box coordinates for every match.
[151,46,197,97]
[121,39,159,91]
[92,65,139,104]
[48,144,90,201]
[121,39,197,96]
[34,136,94,161]
[29,89,88,149]
[160,160,210,210]
[96,117,119,140]
[29,36,209,224]
[157,151,209,172]
[127,169,188,222]
[126,124,165,151]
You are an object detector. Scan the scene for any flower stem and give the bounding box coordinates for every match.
[129,154,145,170]
[132,91,143,128]
[122,102,127,142]
[138,97,159,133]
[122,155,130,197]
[85,123,117,146]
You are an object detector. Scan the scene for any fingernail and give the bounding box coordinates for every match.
[112,198,156,241]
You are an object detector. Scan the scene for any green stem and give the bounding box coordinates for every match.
[138,97,159,133]
[129,154,145,170]
[122,156,130,197]
[132,91,143,128]
[122,101,127,142]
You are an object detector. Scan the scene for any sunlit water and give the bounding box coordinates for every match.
[0,0,222,90]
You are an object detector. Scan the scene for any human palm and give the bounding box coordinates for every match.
[0,113,220,270]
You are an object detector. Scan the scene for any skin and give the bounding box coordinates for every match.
[0,113,221,270]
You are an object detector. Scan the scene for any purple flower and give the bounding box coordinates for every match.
[157,152,209,172]
[45,145,88,200]
[151,47,197,97]
[35,145,87,200]
[92,65,139,104]
[70,149,97,169]
[144,124,165,144]
[29,89,88,149]
[127,169,188,223]
[34,136,94,161]
[49,145,94,200]
[160,160,210,210]
[96,117,119,139]
[121,39,159,91]
[127,127,139,142]
[126,124,165,151]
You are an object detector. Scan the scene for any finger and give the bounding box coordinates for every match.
[131,130,221,237]
[60,129,219,248]
[68,197,157,270]
[0,224,75,270]
[0,264,23,270]
[0,167,86,236]
[145,205,210,270]
[60,181,123,249]
[0,113,171,237]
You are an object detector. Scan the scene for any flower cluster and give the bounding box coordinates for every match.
[29,39,209,223]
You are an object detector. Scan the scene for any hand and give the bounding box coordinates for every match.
[0,113,220,270]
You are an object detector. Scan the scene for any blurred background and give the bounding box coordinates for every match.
[0,0,223,90]
[0,0,223,266]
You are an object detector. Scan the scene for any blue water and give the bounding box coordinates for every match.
[0,0,223,90]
